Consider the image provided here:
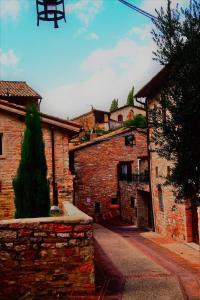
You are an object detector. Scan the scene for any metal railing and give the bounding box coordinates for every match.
[119,172,149,183]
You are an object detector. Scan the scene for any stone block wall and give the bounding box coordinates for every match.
[148,98,193,242]
[0,215,94,299]
[0,111,73,219]
[119,182,137,224]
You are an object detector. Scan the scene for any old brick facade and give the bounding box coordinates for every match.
[135,68,200,244]
[0,100,80,219]
[70,127,152,226]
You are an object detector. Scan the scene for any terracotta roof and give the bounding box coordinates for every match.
[0,100,80,135]
[0,81,42,99]
[70,126,146,152]
[135,67,168,98]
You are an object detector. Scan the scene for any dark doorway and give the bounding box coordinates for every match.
[191,203,199,244]
[137,190,154,229]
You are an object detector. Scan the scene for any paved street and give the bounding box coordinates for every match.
[94,224,200,300]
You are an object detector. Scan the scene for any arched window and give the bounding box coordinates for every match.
[118,114,123,122]
[158,184,164,211]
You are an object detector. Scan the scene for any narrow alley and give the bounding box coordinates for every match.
[94,224,200,300]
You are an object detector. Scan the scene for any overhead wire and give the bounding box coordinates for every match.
[118,0,158,20]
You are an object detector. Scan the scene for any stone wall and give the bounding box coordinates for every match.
[0,111,73,219]
[119,181,137,224]
[119,182,151,226]
[148,98,193,242]
[72,129,147,218]
[0,209,94,299]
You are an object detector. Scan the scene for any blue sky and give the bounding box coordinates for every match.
[0,0,187,118]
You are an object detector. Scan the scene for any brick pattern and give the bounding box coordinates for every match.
[73,130,148,220]
[0,218,94,299]
[0,111,73,219]
[73,112,96,131]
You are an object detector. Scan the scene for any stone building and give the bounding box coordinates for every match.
[110,104,146,124]
[71,108,110,132]
[69,127,153,227]
[135,68,200,244]
[0,85,80,219]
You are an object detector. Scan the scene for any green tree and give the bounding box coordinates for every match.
[13,104,50,218]
[124,114,147,129]
[150,0,200,200]
[110,98,118,112]
[126,86,134,106]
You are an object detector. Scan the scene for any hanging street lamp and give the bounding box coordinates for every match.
[36,0,66,28]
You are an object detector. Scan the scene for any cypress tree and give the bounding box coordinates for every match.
[13,104,50,218]
[126,86,134,106]
[110,98,119,112]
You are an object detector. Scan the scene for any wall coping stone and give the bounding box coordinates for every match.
[0,202,93,225]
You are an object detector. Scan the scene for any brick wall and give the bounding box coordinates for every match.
[0,111,73,219]
[72,130,147,219]
[0,215,94,299]
[72,112,96,131]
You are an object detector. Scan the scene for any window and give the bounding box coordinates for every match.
[131,197,136,208]
[118,114,123,122]
[118,162,132,182]
[125,134,136,146]
[167,166,171,177]
[158,184,164,211]
[0,134,3,155]
[155,166,159,177]
[111,198,118,205]
[95,202,101,214]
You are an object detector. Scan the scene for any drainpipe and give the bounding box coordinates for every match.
[51,127,58,207]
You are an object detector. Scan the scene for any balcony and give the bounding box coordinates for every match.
[119,172,149,183]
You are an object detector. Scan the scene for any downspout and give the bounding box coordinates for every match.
[51,127,58,206]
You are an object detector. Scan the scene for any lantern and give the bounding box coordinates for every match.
[36,0,66,28]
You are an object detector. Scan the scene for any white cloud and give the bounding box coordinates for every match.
[66,0,103,27]
[128,24,152,40]
[140,0,188,15]
[0,0,20,19]
[0,49,19,65]
[86,32,99,40]
[42,38,161,119]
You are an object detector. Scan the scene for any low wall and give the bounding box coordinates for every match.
[0,203,94,299]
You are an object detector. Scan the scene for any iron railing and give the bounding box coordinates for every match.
[119,172,149,183]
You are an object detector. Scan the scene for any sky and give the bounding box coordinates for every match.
[0,0,187,119]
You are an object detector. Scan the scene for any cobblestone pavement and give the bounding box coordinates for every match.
[94,223,200,300]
